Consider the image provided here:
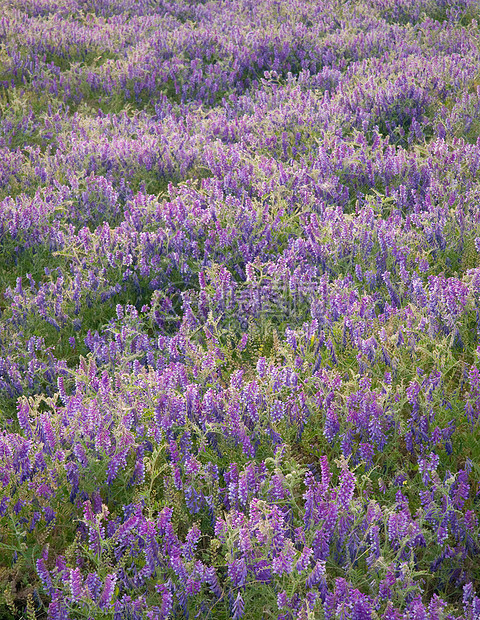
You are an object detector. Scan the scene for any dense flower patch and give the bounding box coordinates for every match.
[1,0,480,618]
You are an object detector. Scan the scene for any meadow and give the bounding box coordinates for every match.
[0,0,480,617]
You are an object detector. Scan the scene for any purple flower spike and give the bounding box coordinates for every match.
[338,466,356,510]
[98,574,116,609]
[232,591,245,619]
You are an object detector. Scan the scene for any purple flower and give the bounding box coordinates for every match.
[155,583,173,619]
[270,399,286,423]
[206,567,222,598]
[228,558,247,588]
[17,401,32,438]
[106,450,128,484]
[256,357,267,378]
[324,405,339,443]
[36,558,53,595]
[338,466,356,510]
[237,333,248,351]
[285,328,297,351]
[272,542,295,576]
[296,546,313,572]
[306,560,326,590]
[69,567,83,603]
[99,574,117,609]
[232,591,245,619]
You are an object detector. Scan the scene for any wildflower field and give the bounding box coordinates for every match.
[1,0,480,617]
